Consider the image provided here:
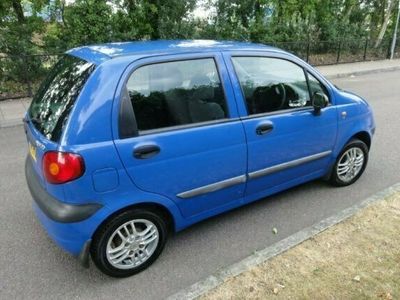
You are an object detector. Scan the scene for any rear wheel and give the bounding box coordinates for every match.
[91,209,168,277]
[329,139,369,186]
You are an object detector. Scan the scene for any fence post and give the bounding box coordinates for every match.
[397,37,400,58]
[22,55,33,97]
[363,38,369,61]
[336,40,342,63]
[306,37,310,63]
[387,38,392,59]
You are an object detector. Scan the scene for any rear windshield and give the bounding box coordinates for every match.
[28,55,95,141]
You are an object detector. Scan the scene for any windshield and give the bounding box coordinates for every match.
[28,55,95,142]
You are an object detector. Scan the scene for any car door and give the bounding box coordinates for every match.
[223,52,338,198]
[113,53,247,218]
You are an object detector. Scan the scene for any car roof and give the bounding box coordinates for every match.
[66,40,282,65]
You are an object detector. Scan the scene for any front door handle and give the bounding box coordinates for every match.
[256,123,274,135]
[133,144,160,159]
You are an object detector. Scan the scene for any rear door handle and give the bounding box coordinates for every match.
[256,122,274,135]
[133,144,160,159]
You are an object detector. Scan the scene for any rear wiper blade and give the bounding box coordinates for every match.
[28,117,42,126]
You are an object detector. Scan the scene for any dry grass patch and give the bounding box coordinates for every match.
[202,193,400,300]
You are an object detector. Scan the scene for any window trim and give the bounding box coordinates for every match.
[304,68,313,102]
[119,87,138,138]
[119,56,231,138]
[239,106,314,120]
[138,117,240,136]
[305,70,330,103]
[230,55,330,118]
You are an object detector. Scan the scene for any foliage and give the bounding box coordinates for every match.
[109,0,197,41]
[57,0,113,50]
[1,0,399,54]
[1,0,399,99]
[203,0,400,44]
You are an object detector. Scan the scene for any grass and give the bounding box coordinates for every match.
[201,193,400,300]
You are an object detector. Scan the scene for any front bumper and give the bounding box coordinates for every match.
[25,157,103,265]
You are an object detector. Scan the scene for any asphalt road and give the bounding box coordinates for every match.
[1,70,399,299]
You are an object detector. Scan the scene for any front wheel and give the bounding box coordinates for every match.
[90,209,168,277]
[329,139,369,187]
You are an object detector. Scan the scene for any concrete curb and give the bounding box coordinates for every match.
[167,182,400,300]
[322,65,400,79]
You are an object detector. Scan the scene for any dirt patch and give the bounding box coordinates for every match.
[202,193,400,299]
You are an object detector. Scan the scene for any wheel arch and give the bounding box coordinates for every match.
[325,130,372,180]
[328,132,370,186]
[92,201,176,241]
[335,130,372,157]
[351,131,371,149]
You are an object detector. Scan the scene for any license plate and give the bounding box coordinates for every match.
[29,142,37,162]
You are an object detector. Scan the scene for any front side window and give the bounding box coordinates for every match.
[307,72,329,98]
[232,57,311,115]
[126,58,228,131]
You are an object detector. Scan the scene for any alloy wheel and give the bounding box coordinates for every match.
[106,219,159,270]
[336,147,364,183]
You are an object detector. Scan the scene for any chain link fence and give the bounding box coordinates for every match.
[1,37,399,101]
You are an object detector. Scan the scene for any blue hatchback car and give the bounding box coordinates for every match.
[24,40,375,277]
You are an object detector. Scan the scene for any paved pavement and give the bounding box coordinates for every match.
[1,59,400,128]
[316,58,400,79]
[0,97,30,128]
[1,69,400,299]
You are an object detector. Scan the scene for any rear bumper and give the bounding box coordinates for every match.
[32,202,91,257]
[25,157,103,264]
[25,157,102,223]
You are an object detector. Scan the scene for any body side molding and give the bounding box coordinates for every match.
[177,150,332,199]
[248,150,332,180]
[177,175,247,199]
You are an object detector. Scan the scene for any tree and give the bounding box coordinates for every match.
[1,0,399,56]
[110,0,196,40]
[0,0,46,55]
[55,0,113,48]
[375,0,398,47]
[0,0,48,97]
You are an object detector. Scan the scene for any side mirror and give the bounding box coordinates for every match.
[312,92,329,115]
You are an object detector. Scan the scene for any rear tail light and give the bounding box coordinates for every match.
[42,151,85,184]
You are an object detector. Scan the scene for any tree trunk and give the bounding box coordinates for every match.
[375,0,397,47]
[254,0,262,22]
[148,0,160,39]
[276,1,283,24]
[126,0,136,13]
[60,0,67,27]
[342,1,355,23]
[11,0,25,23]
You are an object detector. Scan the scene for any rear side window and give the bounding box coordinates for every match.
[29,55,95,141]
[126,58,227,132]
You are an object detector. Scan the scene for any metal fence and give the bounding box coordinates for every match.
[1,37,399,101]
[273,37,400,66]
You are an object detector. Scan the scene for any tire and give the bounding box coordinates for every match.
[329,139,369,187]
[90,209,168,278]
